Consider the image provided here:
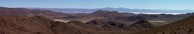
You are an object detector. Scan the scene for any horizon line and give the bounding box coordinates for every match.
[2,6,194,10]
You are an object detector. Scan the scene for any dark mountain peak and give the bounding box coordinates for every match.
[130,20,153,29]
[86,19,124,27]
[135,20,150,24]
[86,19,107,25]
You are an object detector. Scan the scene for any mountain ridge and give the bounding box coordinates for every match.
[29,7,194,14]
[134,15,194,34]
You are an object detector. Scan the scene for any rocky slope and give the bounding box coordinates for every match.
[0,16,94,34]
[134,15,194,34]
[0,7,69,19]
[130,20,153,29]
[0,16,57,34]
[0,16,146,34]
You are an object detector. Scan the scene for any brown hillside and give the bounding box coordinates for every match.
[0,7,69,19]
[0,16,57,34]
[0,16,91,34]
[134,15,194,34]
[0,16,133,34]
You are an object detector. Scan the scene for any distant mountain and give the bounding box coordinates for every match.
[92,10,119,14]
[62,10,192,26]
[29,8,96,14]
[29,7,194,14]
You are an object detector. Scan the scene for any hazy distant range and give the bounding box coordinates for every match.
[29,7,194,15]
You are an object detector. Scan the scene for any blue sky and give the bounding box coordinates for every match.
[0,0,194,10]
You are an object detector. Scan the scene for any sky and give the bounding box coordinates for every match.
[0,0,194,10]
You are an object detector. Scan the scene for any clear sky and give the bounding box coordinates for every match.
[0,0,194,10]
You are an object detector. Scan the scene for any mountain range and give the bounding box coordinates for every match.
[0,6,194,34]
[30,7,194,14]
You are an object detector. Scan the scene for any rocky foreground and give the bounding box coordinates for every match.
[0,16,155,34]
